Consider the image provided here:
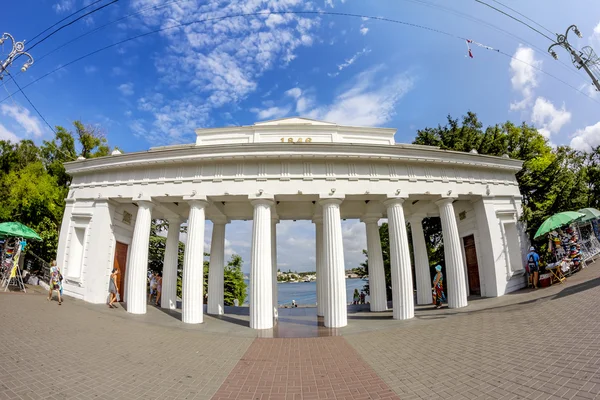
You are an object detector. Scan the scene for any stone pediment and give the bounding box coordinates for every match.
[195,117,397,146]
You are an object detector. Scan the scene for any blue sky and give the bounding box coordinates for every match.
[1,0,600,272]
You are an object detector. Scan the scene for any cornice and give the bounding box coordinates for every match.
[64,142,523,175]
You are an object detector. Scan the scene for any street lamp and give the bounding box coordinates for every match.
[548,24,600,92]
[0,33,34,79]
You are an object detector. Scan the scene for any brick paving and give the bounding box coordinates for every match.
[1,263,600,399]
[212,337,399,400]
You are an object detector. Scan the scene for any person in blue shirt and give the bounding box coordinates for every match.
[526,246,540,289]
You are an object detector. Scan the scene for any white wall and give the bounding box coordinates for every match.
[472,197,526,297]
[59,200,136,304]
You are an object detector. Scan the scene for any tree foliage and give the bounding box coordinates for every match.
[0,121,112,263]
[360,112,598,280]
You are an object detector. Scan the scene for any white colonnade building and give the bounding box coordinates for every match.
[56,118,528,329]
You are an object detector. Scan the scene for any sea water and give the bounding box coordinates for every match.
[243,278,369,306]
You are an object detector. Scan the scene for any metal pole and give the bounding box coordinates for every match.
[548,25,600,93]
[0,33,34,79]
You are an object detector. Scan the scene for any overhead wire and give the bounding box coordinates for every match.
[26,0,120,52]
[28,0,106,43]
[490,0,555,37]
[473,0,555,42]
[1,10,597,107]
[399,0,588,83]
[32,0,194,66]
[5,71,56,134]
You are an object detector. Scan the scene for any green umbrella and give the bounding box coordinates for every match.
[0,222,42,241]
[577,208,600,223]
[534,211,585,240]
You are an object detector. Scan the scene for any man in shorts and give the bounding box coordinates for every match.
[526,246,540,289]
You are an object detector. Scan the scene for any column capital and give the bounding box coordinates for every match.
[318,197,343,206]
[167,216,183,225]
[136,199,154,209]
[360,214,382,224]
[383,197,407,207]
[183,193,207,202]
[407,214,427,224]
[312,216,323,224]
[435,197,457,207]
[248,192,275,202]
[211,216,229,225]
[187,199,209,208]
[250,198,274,207]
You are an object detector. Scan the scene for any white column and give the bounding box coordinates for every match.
[250,199,274,330]
[436,198,468,308]
[362,217,387,312]
[314,217,325,317]
[409,215,432,306]
[161,217,181,310]
[126,200,154,315]
[320,198,347,328]
[384,198,414,320]
[271,218,278,319]
[207,219,226,315]
[182,199,208,324]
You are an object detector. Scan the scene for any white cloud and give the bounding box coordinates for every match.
[360,26,369,35]
[53,0,75,13]
[509,46,542,111]
[84,65,98,74]
[285,87,302,99]
[307,66,415,126]
[129,0,320,145]
[570,121,600,152]
[531,97,571,139]
[0,124,20,142]
[590,21,600,48]
[342,220,367,270]
[250,106,291,120]
[118,82,134,96]
[0,104,44,137]
[328,48,371,77]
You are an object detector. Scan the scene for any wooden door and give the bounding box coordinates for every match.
[113,242,128,302]
[463,235,481,296]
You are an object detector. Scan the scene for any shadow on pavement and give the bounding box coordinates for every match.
[552,277,600,300]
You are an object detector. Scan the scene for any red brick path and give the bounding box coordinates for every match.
[212,336,400,400]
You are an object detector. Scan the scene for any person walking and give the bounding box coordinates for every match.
[353,288,360,305]
[359,291,366,305]
[108,268,119,308]
[432,265,445,309]
[148,272,158,303]
[47,260,62,305]
[526,246,540,289]
[155,272,163,306]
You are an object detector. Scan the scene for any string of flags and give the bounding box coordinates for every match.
[465,39,500,58]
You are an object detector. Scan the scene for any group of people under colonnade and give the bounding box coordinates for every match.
[55,117,528,331]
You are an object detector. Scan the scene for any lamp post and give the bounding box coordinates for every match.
[0,33,34,79]
[548,25,600,92]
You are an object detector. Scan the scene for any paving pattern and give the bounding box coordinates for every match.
[212,337,399,400]
[1,262,600,399]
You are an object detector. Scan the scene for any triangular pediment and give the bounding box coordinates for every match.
[253,117,336,126]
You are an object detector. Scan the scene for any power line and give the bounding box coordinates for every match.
[399,0,588,85]
[34,0,193,65]
[27,0,120,52]
[489,0,555,36]
[28,0,106,43]
[473,0,555,42]
[5,71,56,134]
[0,10,597,106]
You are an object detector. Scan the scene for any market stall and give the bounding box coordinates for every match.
[534,211,585,286]
[575,208,600,263]
[0,222,42,293]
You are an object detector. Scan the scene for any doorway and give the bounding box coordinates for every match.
[113,241,128,301]
[463,235,481,296]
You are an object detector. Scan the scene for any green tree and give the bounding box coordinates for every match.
[223,254,247,305]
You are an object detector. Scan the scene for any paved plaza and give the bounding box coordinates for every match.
[2,262,600,399]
